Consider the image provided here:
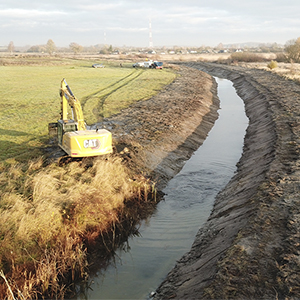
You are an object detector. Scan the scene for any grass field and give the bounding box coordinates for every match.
[0,57,176,162]
[0,56,176,299]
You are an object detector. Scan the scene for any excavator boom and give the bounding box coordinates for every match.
[60,79,86,131]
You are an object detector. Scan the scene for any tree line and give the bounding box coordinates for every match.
[5,37,300,62]
[27,39,83,55]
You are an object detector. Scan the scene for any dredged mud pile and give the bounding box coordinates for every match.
[153,62,300,299]
[101,66,220,190]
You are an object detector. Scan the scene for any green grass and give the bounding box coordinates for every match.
[0,58,176,162]
[0,56,172,299]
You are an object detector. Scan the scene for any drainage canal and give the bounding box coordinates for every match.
[77,77,248,299]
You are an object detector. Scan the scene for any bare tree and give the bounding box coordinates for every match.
[216,43,224,50]
[69,42,83,54]
[46,39,56,55]
[285,37,300,63]
[27,45,44,53]
[8,41,15,54]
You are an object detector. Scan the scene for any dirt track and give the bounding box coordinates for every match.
[151,62,300,299]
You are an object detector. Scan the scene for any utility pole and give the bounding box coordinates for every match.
[149,18,153,48]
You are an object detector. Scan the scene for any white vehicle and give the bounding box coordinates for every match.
[132,60,154,68]
[132,62,145,67]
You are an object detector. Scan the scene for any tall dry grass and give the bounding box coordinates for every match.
[230,52,267,63]
[0,155,155,299]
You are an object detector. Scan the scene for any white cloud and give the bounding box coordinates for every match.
[0,0,299,47]
[76,3,121,12]
[0,8,67,18]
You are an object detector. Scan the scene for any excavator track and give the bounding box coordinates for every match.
[57,155,96,168]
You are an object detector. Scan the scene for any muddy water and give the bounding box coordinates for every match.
[78,78,248,300]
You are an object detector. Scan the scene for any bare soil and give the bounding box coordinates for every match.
[151,62,300,299]
[100,65,220,190]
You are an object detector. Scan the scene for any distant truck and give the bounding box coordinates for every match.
[132,60,163,69]
[132,61,148,68]
[153,61,163,69]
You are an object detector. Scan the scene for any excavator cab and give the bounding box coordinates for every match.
[49,79,113,158]
[57,120,77,145]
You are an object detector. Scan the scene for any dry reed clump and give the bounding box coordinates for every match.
[230,52,266,63]
[267,60,278,70]
[0,155,155,299]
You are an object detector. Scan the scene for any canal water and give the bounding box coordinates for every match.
[77,77,248,300]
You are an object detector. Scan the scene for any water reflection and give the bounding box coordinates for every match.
[77,78,248,300]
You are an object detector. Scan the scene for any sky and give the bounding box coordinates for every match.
[0,0,299,48]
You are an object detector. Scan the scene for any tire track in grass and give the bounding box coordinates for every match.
[81,70,139,107]
[81,69,143,123]
[93,69,145,122]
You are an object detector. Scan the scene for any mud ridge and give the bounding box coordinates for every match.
[103,66,220,190]
[153,62,300,299]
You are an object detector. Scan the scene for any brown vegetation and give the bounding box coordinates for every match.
[230,52,267,63]
[0,154,156,299]
[267,60,278,69]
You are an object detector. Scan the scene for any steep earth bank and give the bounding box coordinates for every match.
[153,62,300,299]
[101,66,220,190]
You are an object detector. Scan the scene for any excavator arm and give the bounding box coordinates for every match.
[60,79,86,131]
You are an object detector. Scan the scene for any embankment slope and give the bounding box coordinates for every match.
[105,66,220,190]
[153,62,300,299]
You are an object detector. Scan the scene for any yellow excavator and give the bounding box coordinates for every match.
[49,79,113,157]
